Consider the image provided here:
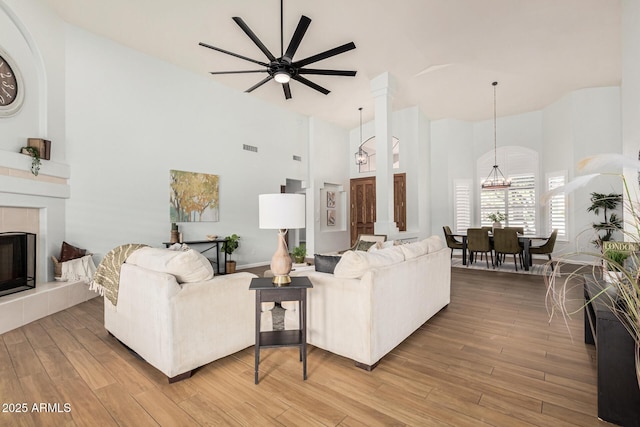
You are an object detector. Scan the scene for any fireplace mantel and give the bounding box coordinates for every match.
[0,149,70,199]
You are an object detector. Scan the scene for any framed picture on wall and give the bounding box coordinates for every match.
[326,191,336,208]
[327,209,336,226]
[170,169,220,222]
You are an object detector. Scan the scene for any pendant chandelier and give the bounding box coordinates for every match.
[481,81,511,189]
[354,107,368,165]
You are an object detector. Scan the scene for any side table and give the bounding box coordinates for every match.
[584,275,640,427]
[249,276,312,384]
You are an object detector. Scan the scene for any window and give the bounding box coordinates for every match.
[358,137,400,173]
[453,179,471,233]
[547,172,567,239]
[480,174,536,234]
[478,147,538,234]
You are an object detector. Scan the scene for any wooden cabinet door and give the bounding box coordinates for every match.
[350,177,376,246]
[394,173,406,231]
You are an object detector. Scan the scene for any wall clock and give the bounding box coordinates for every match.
[0,47,24,117]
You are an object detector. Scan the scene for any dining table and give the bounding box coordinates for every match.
[450,231,548,271]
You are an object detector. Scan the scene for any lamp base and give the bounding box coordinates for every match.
[272,274,292,286]
[270,229,293,286]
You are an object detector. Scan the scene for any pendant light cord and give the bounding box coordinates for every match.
[493,81,498,167]
[359,107,363,147]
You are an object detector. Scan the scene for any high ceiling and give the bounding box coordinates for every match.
[42,0,621,129]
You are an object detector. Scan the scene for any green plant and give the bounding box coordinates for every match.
[20,146,41,176]
[220,234,240,259]
[588,191,623,247]
[543,153,640,390]
[487,212,506,222]
[291,244,306,263]
[603,247,630,272]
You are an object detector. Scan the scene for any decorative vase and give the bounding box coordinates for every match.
[493,221,502,230]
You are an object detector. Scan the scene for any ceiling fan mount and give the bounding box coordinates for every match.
[199,0,356,99]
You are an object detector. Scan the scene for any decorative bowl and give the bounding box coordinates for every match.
[206,234,218,241]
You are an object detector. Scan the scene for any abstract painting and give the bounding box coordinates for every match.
[170,169,219,222]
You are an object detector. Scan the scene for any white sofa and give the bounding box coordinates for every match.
[287,236,451,370]
[103,247,268,382]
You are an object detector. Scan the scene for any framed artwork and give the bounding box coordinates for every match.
[326,191,336,208]
[327,209,336,226]
[170,169,219,222]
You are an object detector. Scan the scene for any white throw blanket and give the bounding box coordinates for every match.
[61,254,97,283]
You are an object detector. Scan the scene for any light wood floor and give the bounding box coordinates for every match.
[0,266,612,426]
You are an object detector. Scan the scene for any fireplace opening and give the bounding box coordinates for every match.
[0,232,36,297]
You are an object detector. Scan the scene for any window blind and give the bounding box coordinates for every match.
[453,180,471,233]
[547,174,566,239]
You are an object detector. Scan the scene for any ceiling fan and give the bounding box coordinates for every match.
[199,0,357,100]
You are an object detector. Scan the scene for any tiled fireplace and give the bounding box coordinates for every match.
[0,151,97,334]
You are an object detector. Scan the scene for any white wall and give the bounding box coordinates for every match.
[429,119,474,234]
[622,0,640,238]
[568,87,622,253]
[308,117,350,255]
[64,26,312,267]
[0,0,68,281]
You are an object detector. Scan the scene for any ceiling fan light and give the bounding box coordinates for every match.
[274,71,290,84]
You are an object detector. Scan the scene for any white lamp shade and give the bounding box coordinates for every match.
[259,193,306,229]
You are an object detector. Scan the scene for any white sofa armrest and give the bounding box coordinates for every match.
[105,266,260,379]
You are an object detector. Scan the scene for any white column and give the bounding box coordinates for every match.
[622,0,640,240]
[370,72,399,237]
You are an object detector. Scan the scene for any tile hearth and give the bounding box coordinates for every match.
[0,280,97,334]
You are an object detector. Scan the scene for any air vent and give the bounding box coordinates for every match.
[293,155,302,162]
[243,144,258,153]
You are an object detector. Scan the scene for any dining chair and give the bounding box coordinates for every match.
[493,228,524,271]
[442,226,464,259]
[529,229,558,270]
[505,226,524,235]
[466,228,493,268]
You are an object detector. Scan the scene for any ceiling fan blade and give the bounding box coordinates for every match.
[292,42,356,68]
[283,82,292,99]
[232,17,277,61]
[292,75,330,95]
[199,42,268,67]
[209,70,268,75]
[245,76,274,93]
[298,68,357,77]
[283,15,311,61]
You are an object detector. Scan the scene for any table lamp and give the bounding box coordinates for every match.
[259,193,306,285]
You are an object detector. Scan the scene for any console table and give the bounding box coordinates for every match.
[163,239,227,274]
[584,276,640,427]
[249,276,312,384]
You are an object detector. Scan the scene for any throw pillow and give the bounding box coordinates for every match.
[399,241,429,260]
[126,247,214,283]
[314,254,342,274]
[334,246,405,279]
[355,240,377,251]
[59,241,87,262]
[423,236,445,252]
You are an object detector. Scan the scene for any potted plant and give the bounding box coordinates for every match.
[20,146,41,176]
[588,191,623,248]
[602,246,629,286]
[487,212,506,229]
[220,234,240,274]
[291,244,307,264]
